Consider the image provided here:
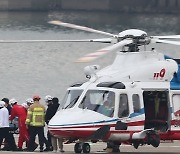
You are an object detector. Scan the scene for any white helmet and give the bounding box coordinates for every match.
[44,95,53,102]
[21,103,28,109]
[9,98,17,105]
[26,98,34,104]
[0,101,5,107]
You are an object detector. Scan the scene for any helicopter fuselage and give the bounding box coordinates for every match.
[48,51,180,148]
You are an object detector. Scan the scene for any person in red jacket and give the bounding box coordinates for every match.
[9,98,30,151]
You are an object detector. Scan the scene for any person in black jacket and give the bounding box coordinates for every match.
[44,95,54,151]
[45,96,56,124]
[45,96,64,152]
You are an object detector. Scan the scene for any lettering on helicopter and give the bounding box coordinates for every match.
[153,68,166,80]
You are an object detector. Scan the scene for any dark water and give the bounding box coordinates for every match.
[0,11,179,103]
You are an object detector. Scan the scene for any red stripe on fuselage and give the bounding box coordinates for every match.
[48,120,145,129]
[48,120,180,140]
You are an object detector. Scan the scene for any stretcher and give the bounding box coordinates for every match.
[9,117,19,134]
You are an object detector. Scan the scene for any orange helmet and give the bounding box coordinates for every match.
[33,95,41,101]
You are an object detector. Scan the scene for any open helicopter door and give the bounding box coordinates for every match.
[143,90,170,132]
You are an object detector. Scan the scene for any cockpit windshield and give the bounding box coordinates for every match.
[61,89,83,109]
[79,90,115,117]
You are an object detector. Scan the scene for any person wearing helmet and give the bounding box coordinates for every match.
[44,95,54,150]
[26,95,51,152]
[0,100,5,108]
[44,95,53,124]
[9,98,17,106]
[10,98,29,151]
[0,98,17,151]
[0,98,12,151]
[20,102,30,148]
[26,98,34,108]
[0,101,10,150]
[44,95,53,106]
[0,101,17,151]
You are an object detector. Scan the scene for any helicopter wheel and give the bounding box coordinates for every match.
[74,143,82,153]
[82,143,91,153]
[147,132,160,148]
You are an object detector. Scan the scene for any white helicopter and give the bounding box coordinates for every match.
[45,21,180,153]
[2,21,180,153]
[44,21,180,153]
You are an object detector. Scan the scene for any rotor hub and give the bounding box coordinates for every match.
[118,29,147,39]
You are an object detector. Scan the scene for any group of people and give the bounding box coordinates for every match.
[0,95,64,152]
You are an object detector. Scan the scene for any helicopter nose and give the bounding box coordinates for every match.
[48,108,113,138]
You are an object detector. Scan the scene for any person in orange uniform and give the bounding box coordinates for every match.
[9,98,29,151]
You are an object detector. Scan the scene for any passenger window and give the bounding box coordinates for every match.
[118,94,129,118]
[132,94,141,113]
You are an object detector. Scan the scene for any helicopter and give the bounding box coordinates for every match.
[1,20,180,153]
[45,20,180,153]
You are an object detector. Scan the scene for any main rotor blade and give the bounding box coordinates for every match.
[152,38,180,45]
[0,40,79,43]
[76,39,133,63]
[0,38,112,43]
[49,20,117,38]
[152,35,180,39]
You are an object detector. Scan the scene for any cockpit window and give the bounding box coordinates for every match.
[61,90,83,109]
[79,90,115,117]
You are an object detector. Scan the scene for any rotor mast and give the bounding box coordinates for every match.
[118,29,150,52]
